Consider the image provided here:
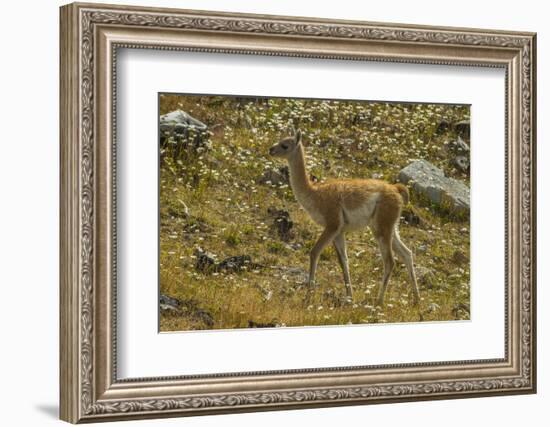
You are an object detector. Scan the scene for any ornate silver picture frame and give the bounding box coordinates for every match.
[60,2,536,423]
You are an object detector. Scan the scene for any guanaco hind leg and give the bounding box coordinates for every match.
[392,228,420,304]
[375,233,395,306]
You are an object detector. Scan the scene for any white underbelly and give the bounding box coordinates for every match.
[342,196,378,231]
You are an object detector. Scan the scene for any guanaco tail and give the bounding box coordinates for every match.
[269,129,420,306]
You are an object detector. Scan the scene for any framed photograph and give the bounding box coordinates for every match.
[60,2,537,423]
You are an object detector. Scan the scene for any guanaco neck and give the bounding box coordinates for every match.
[287,144,314,201]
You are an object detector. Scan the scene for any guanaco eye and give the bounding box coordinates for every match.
[281,143,288,149]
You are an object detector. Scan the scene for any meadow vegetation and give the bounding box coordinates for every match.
[159,94,470,331]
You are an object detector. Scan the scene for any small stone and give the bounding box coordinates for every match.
[427,302,441,312]
[159,295,214,328]
[258,166,289,186]
[159,293,181,314]
[267,207,294,241]
[160,303,179,314]
[194,248,216,272]
[160,293,180,308]
[272,266,309,283]
[415,266,435,289]
[217,255,253,273]
[453,155,470,172]
[448,136,470,154]
[454,120,471,139]
[248,320,277,328]
[436,119,451,134]
[288,242,302,251]
[452,302,470,319]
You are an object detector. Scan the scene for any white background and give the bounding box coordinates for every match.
[118,50,505,377]
[0,0,546,426]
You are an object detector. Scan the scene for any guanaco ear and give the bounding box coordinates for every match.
[295,129,302,145]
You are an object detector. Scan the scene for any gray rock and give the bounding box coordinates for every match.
[286,242,303,251]
[398,160,470,216]
[449,136,470,154]
[452,302,470,320]
[415,266,436,289]
[217,255,257,273]
[267,207,294,241]
[195,248,262,274]
[159,293,214,327]
[258,166,289,186]
[445,137,469,172]
[160,303,179,314]
[272,266,309,284]
[159,110,209,154]
[248,320,277,328]
[194,247,217,272]
[160,293,181,314]
[427,302,441,313]
[453,155,470,172]
[160,110,207,134]
[160,293,180,307]
[453,302,470,313]
[454,120,470,139]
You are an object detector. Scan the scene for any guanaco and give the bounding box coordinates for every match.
[269,129,420,306]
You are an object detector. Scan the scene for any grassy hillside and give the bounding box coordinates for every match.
[159,94,470,331]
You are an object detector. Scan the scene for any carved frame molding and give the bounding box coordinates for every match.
[60,2,536,423]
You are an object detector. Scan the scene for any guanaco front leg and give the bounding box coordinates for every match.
[333,232,352,298]
[308,227,340,288]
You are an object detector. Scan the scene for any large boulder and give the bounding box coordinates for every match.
[398,160,470,216]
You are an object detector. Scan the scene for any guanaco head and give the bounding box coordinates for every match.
[269,129,302,160]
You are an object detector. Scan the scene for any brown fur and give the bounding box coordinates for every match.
[394,183,410,205]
